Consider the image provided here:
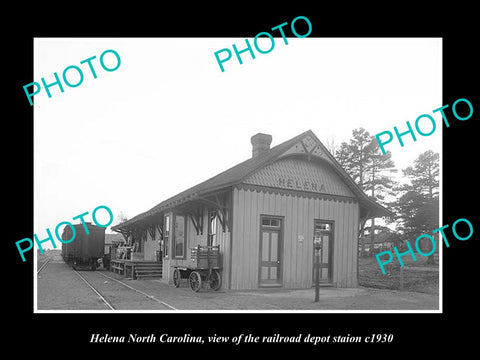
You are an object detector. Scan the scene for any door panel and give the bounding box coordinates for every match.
[270,233,278,262]
[270,267,277,280]
[322,234,329,265]
[261,266,268,280]
[261,232,269,261]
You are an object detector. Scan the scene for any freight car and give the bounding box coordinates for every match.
[61,222,105,270]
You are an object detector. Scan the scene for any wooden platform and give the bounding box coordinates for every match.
[110,259,162,279]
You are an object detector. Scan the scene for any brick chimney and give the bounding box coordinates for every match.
[251,133,272,158]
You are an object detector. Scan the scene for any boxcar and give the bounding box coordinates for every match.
[61,222,105,270]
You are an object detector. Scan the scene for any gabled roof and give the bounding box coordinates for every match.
[112,130,392,231]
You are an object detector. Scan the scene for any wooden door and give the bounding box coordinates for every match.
[312,220,333,284]
[259,217,283,286]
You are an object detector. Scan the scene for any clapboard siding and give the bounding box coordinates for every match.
[231,186,359,290]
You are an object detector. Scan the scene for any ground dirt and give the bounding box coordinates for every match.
[37,255,439,311]
[358,256,439,295]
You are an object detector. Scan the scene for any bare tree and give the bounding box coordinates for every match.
[324,135,338,155]
[116,211,128,224]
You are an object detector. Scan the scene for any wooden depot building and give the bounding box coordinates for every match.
[111,130,390,290]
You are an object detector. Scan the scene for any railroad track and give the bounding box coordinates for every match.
[73,270,177,311]
[73,270,115,310]
[37,257,51,274]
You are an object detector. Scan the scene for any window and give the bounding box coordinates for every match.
[163,215,170,258]
[315,222,331,232]
[208,211,218,246]
[262,218,281,228]
[173,214,186,259]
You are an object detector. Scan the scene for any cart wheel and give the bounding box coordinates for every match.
[209,270,222,291]
[173,268,181,288]
[189,271,202,292]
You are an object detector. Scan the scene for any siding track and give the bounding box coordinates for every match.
[95,271,177,310]
[73,269,177,311]
[37,258,51,274]
[73,270,116,310]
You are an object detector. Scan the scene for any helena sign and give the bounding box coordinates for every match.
[277,177,326,193]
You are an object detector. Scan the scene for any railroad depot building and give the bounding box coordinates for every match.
[112,130,390,290]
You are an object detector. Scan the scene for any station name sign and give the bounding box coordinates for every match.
[277,177,326,193]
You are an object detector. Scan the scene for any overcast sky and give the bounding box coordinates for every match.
[33,37,442,249]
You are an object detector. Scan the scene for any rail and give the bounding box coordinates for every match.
[73,270,115,310]
[37,257,51,274]
[73,270,177,311]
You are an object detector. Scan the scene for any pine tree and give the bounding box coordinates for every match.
[389,150,439,264]
[363,140,396,254]
[336,128,374,188]
[336,128,397,255]
[403,150,439,199]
